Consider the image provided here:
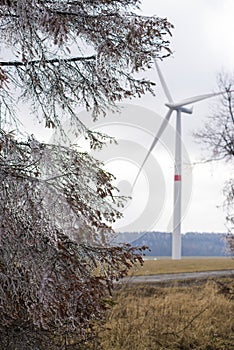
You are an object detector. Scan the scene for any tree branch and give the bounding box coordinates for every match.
[0,55,96,67]
[227,92,234,125]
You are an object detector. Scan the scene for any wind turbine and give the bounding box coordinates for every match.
[133,58,233,260]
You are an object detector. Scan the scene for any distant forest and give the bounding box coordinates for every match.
[114,232,231,257]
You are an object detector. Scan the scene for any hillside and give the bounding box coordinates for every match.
[113,232,231,257]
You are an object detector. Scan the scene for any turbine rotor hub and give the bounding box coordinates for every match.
[165,103,193,114]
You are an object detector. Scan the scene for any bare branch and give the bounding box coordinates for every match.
[0,55,96,67]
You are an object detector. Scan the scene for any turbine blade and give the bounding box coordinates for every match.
[153,57,173,103]
[132,109,173,190]
[170,90,232,108]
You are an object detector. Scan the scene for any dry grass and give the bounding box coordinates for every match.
[98,277,234,350]
[131,258,234,276]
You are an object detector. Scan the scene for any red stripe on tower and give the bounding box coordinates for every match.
[174,175,181,181]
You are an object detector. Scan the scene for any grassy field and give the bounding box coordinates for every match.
[98,277,234,350]
[130,257,234,276]
[53,259,234,349]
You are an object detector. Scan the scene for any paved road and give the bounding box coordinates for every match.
[122,269,234,284]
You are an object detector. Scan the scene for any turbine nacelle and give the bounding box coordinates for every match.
[165,103,193,114]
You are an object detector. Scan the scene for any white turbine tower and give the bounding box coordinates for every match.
[133,59,233,260]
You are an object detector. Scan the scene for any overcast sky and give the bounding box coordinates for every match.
[105,0,234,234]
[22,1,234,234]
[140,0,234,233]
